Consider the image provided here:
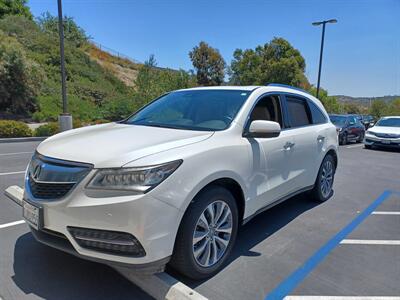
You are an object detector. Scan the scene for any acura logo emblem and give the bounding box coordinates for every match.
[32,164,42,181]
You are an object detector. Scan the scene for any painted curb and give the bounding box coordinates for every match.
[0,137,47,143]
[4,185,24,207]
[115,267,208,300]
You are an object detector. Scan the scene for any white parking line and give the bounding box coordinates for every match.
[285,297,400,300]
[346,144,364,149]
[372,211,400,215]
[0,220,25,229]
[0,171,25,176]
[341,239,400,245]
[0,151,32,156]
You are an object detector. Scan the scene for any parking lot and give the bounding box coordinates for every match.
[0,141,399,300]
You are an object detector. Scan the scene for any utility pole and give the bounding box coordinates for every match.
[312,19,337,99]
[57,0,72,131]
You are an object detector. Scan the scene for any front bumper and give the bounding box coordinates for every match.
[364,134,400,148]
[22,169,184,270]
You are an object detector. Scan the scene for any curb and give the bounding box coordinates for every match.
[0,137,47,143]
[4,185,24,207]
[115,267,208,300]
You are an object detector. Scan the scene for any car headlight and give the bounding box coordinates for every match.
[366,131,375,136]
[86,160,182,193]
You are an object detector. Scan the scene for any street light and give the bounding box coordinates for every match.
[312,19,337,98]
[57,0,72,131]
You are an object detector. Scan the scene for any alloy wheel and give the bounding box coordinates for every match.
[192,200,233,267]
[320,160,334,198]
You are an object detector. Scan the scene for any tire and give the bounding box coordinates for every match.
[340,133,347,145]
[169,186,239,279]
[310,154,336,202]
[364,144,372,149]
[357,132,364,143]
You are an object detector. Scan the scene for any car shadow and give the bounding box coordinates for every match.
[169,192,323,286]
[12,233,152,300]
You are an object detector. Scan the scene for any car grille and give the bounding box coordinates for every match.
[375,133,400,138]
[26,153,92,201]
[29,178,76,199]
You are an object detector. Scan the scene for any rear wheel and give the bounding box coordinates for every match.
[310,154,336,202]
[170,186,238,279]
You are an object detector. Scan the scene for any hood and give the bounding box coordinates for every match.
[369,126,400,134]
[37,123,213,168]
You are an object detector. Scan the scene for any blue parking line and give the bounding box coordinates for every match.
[265,190,393,300]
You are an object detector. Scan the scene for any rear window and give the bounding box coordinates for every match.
[308,101,327,124]
[286,96,312,127]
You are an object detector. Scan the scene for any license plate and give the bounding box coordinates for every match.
[381,140,391,144]
[23,201,41,230]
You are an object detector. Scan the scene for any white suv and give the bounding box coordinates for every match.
[22,84,338,279]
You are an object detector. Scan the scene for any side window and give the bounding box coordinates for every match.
[308,100,327,124]
[286,96,312,128]
[249,95,283,127]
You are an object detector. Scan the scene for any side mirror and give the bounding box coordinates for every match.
[243,120,281,138]
[370,122,375,127]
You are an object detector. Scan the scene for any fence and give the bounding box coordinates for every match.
[90,41,142,64]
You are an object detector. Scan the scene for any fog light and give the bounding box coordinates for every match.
[68,227,145,257]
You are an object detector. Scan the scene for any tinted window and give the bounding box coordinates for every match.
[330,115,347,126]
[308,101,327,124]
[376,117,400,127]
[125,90,250,131]
[249,95,283,127]
[286,96,311,127]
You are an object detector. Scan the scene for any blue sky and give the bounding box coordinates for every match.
[28,0,399,97]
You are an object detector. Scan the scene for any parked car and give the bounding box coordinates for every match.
[21,85,338,279]
[361,115,375,129]
[364,116,400,149]
[329,114,365,145]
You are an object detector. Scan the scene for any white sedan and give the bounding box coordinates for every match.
[364,116,400,149]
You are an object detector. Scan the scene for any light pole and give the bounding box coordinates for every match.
[312,19,337,99]
[57,0,72,131]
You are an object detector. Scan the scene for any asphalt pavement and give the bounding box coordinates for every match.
[0,141,399,300]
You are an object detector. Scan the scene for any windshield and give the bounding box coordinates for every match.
[376,117,400,127]
[125,90,251,131]
[329,115,347,126]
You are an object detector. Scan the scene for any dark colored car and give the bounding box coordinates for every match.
[329,114,366,145]
[361,115,375,129]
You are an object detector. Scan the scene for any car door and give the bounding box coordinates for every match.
[283,95,326,190]
[245,94,298,214]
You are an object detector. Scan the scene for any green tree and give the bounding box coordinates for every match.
[133,55,196,110]
[37,12,89,47]
[189,41,226,86]
[230,37,309,88]
[0,0,32,20]
[308,86,340,113]
[387,98,400,116]
[0,31,43,115]
[369,100,388,118]
[343,102,361,114]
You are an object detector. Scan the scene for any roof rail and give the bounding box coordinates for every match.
[267,83,311,95]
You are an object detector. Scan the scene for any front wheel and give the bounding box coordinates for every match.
[340,133,347,145]
[169,186,238,279]
[310,154,336,202]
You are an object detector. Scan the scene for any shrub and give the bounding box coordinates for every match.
[0,120,32,137]
[34,122,58,136]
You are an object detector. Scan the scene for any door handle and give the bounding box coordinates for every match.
[317,135,325,142]
[283,141,295,150]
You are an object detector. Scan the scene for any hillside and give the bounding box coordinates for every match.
[334,95,399,106]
